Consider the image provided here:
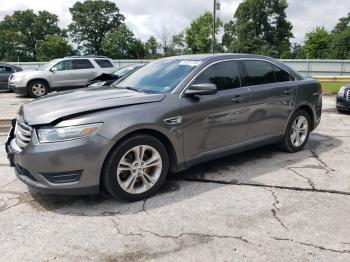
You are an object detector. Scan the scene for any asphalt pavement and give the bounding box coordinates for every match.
[0,94,350,261]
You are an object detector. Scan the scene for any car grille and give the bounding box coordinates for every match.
[15,120,32,149]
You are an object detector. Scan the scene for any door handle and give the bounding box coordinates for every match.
[284,88,296,95]
[232,95,247,103]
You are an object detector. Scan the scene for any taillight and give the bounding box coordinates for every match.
[319,82,323,94]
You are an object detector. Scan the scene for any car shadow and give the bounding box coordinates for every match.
[27,132,342,216]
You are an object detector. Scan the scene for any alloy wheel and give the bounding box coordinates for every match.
[32,83,46,97]
[116,145,163,194]
[290,115,308,147]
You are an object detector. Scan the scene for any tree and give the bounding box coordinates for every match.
[185,12,222,54]
[329,13,350,59]
[145,36,158,55]
[223,0,293,57]
[158,27,173,55]
[303,26,331,59]
[101,24,145,59]
[170,32,185,55]
[329,29,350,59]
[68,0,125,55]
[36,35,75,61]
[0,10,62,61]
[290,43,305,59]
[333,12,350,33]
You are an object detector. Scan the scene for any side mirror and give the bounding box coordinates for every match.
[50,67,57,73]
[185,83,218,96]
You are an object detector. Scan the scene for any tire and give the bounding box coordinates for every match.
[28,80,49,98]
[102,134,169,201]
[280,109,311,153]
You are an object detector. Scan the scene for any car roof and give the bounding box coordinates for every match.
[0,61,22,70]
[168,53,279,62]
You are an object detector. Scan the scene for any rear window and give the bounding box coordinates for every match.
[95,59,113,68]
[273,65,293,82]
[72,59,94,70]
[242,60,275,86]
[241,60,293,86]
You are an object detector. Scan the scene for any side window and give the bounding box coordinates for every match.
[193,61,241,91]
[94,59,113,68]
[72,59,94,70]
[53,60,73,71]
[272,65,293,82]
[242,60,275,86]
[0,66,13,74]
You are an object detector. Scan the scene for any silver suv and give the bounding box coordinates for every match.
[9,56,116,98]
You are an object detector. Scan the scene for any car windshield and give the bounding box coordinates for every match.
[38,60,58,71]
[114,58,201,93]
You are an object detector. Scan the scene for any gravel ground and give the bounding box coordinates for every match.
[0,94,350,261]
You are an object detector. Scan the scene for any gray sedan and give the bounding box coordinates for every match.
[6,54,322,201]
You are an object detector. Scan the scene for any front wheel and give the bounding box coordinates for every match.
[280,109,311,153]
[102,134,169,201]
[28,80,49,98]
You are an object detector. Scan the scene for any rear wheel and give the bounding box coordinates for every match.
[280,109,311,152]
[102,134,169,201]
[28,80,49,98]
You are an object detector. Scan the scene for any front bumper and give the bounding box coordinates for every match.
[336,96,350,111]
[5,121,110,195]
[8,82,27,95]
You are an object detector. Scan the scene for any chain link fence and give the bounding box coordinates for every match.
[8,59,350,76]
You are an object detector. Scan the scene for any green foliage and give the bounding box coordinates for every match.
[223,0,293,57]
[333,12,350,33]
[185,12,222,54]
[170,32,185,55]
[320,82,344,94]
[36,35,75,61]
[145,36,158,55]
[101,25,145,59]
[0,9,63,61]
[289,43,305,59]
[68,0,125,55]
[303,26,331,59]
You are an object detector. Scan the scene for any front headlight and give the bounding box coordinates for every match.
[13,75,25,82]
[338,86,345,97]
[37,123,102,143]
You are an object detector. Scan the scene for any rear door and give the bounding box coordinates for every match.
[71,59,97,86]
[0,65,13,89]
[181,60,250,162]
[240,60,297,140]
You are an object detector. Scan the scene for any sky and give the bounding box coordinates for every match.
[0,0,349,44]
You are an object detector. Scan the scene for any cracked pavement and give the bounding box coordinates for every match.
[1,95,350,261]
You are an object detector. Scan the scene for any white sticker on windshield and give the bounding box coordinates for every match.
[179,60,201,66]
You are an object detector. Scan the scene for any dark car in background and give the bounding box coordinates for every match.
[6,54,322,201]
[86,63,145,87]
[336,84,350,112]
[0,62,22,90]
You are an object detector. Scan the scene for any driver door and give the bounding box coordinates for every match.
[50,60,76,89]
[181,60,250,163]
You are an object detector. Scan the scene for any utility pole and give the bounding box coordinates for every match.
[212,0,220,54]
[212,0,217,54]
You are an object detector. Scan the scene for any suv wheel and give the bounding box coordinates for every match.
[280,109,311,153]
[102,134,169,201]
[28,80,49,98]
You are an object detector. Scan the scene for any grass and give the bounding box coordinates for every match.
[319,82,344,94]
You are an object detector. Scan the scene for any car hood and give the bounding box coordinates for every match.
[21,87,165,125]
[13,70,43,78]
